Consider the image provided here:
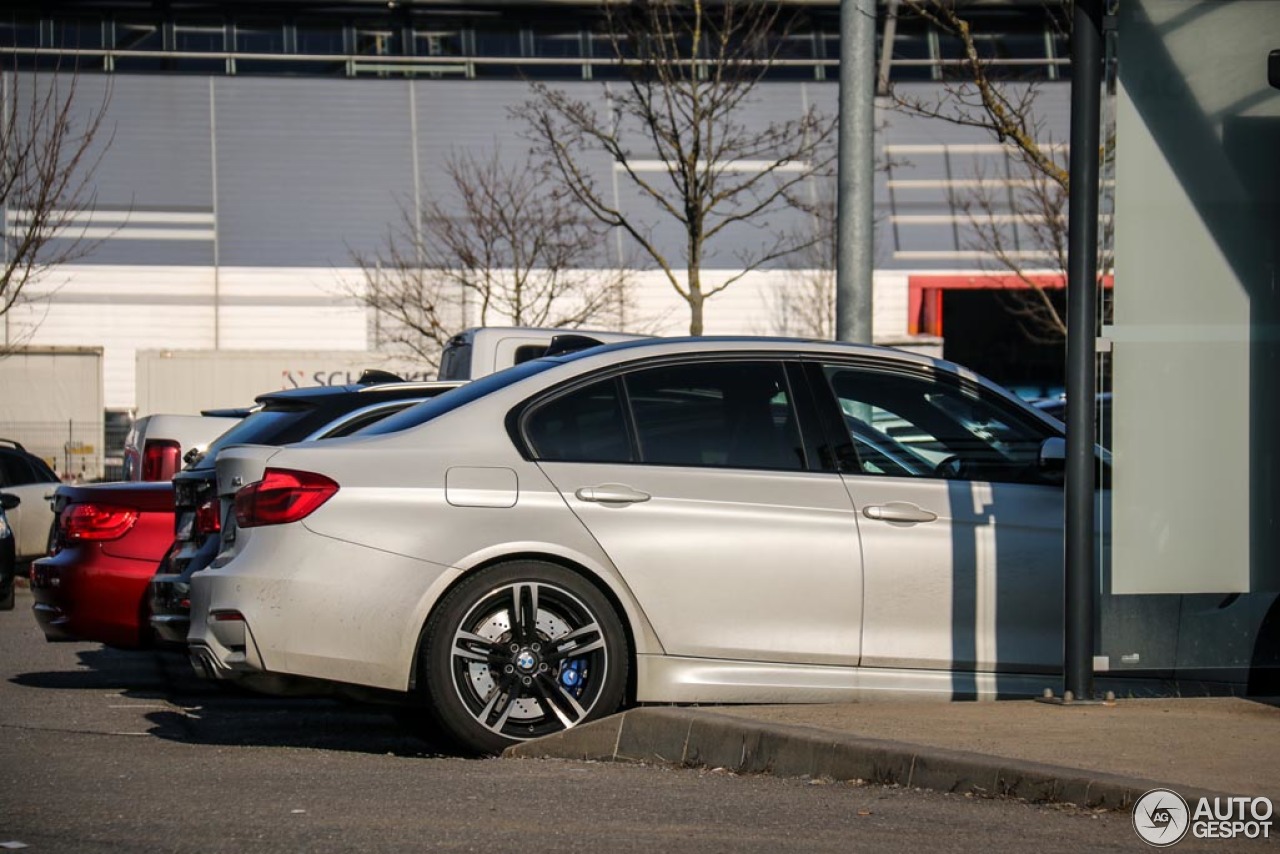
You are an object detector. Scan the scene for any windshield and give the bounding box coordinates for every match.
[358,359,558,436]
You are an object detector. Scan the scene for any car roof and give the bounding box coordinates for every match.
[542,335,969,376]
[352,334,1066,442]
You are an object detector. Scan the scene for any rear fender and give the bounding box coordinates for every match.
[434,540,664,657]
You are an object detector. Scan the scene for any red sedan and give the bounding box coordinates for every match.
[31,482,175,649]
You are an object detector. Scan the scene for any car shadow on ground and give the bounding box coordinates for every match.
[11,646,197,698]
[142,702,461,759]
[13,644,469,758]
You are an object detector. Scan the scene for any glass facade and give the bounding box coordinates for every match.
[0,3,1070,82]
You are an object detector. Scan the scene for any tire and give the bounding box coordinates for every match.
[0,584,13,611]
[418,560,629,755]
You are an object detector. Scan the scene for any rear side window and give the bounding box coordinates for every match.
[0,450,56,485]
[625,361,804,470]
[524,360,806,471]
[24,453,57,483]
[525,379,632,463]
[0,451,34,487]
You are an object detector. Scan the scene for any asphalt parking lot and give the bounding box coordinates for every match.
[0,587,1261,853]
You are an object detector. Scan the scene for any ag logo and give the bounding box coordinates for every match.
[1133,788,1190,847]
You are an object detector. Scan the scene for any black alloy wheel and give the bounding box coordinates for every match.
[419,560,628,755]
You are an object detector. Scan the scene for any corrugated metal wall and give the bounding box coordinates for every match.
[5,72,1073,409]
[35,74,1074,270]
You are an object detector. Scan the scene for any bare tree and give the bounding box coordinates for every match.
[766,189,837,339]
[948,144,1113,343]
[351,148,635,368]
[1,61,112,353]
[516,0,837,336]
[887,0,1113,342]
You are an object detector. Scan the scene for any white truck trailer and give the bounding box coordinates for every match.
[0,346,104,479]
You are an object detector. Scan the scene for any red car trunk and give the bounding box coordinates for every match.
[30,481,176,649]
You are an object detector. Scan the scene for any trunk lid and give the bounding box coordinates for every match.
[211,445,279,566]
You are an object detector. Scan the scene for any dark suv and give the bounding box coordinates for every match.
[148,378,463,645]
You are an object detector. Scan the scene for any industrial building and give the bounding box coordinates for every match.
[1,0,1078,425]
[4,0,1280,696]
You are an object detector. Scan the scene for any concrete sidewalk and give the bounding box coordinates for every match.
[505,697,1280,809]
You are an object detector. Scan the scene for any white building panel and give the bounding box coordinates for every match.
[15,266,369,410]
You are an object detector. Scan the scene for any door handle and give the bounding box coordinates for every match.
[574,484,651,504]
[862,502,938,523]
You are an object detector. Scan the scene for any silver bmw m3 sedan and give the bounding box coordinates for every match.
[188,337,1080,754]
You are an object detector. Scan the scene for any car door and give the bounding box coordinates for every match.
[525,358,864,666]
[807,360,1065,677]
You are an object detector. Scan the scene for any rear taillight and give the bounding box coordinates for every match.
[195,497,221,534]
[62,504,140,542]
[234,468,338,529]
[141,440,182,481]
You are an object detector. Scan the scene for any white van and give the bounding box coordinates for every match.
[122,413,243,481]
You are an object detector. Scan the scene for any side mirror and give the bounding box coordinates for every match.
[1038,436,1066,471]
[0,492,19,511]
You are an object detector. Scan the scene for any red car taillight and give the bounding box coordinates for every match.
[195,497,221,534]
[234,468,338,529]
[62,503,141,542]
[141,440,182,481]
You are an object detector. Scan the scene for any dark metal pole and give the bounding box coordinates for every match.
[1063,0,1105,700]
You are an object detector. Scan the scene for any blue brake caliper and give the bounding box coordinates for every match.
[559,659,586,696]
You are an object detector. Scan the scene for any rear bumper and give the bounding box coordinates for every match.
[186,571,263,682]
[187,524,458,692]
[188,640,243,681]
[150,531,222,645]
[149,573,191,645]
[30,548,158,648]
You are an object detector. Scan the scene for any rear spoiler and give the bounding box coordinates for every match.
[200,407,254,418]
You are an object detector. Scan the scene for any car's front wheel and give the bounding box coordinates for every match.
[418,560,629,755]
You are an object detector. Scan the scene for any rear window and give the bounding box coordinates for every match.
[359,359,558,436]
[191,407,315,469]
[437,340,473,381]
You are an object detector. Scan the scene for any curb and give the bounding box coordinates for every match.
[503,707,1227,810]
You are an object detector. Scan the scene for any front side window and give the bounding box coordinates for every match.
[822,364,1056,484]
